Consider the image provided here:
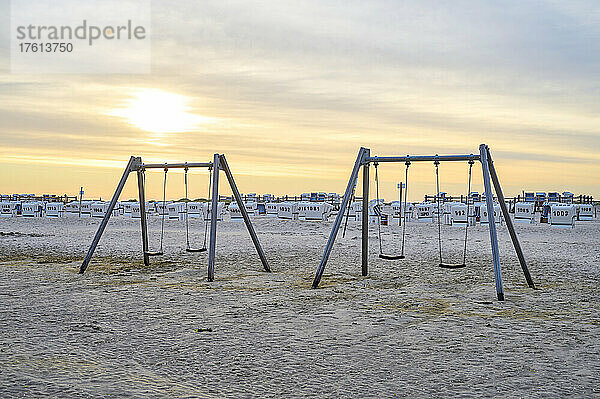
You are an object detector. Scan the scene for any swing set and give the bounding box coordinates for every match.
[313,144,535,301]
[79,154,270,281]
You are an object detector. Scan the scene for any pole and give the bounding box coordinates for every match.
[137,168,150,266]
[220,155,270,273]
[485,146,535,289]
[398,183,403,226]
[313,148,369,288]
[207,154,220,281]
[80,157,138,274]
[79,187,83,218]
[479,144,504,301]
[361,149,370,276]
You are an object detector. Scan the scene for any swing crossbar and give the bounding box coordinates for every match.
[365,154,480,164]
[141,162,213,169]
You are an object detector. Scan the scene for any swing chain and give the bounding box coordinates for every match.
[463,159,475,265]
[400,160,410,256]
[434,159,443,264]
[184,166,191,250]
[373,162,384,256]
[202,166,213,249]
[158,167,168,253]
[373,162,380,215]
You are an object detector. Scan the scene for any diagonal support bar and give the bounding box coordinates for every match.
[485,146,535,289]
[313,147,370,288]
[480,144,504,301]
[80,156,139,273]
[219,154,271,273]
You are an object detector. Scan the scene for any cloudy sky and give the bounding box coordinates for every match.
[0,0,598,201]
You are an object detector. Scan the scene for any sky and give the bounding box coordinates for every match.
[0,0,599,201]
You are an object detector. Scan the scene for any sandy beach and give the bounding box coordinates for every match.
[1,215,599,397]
[3,0,600,396]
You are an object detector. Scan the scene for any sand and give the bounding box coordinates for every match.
[1,214,599,397]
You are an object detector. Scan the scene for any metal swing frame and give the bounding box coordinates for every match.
[79,154,270,281]
[312,144,535,301]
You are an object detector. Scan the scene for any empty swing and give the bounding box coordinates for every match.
[145,166,168,257]
[434,158,473,269]
[374,163,404,260]
[183,165,211,253]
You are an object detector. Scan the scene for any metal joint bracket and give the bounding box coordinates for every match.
[130,156,143,171]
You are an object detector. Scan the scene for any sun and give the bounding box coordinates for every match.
[108,88,216,134]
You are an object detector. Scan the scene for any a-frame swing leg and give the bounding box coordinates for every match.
[220,154,271,273]
[79,156,140,274]
[484,146,535,289]
[313,147,370,288]
[137,168,150,266]
[361,149,370,276]
[479,144,504,301]
[207,153,221,281]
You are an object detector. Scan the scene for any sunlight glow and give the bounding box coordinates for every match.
[107,88,217,134]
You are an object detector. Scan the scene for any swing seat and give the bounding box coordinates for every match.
[186,248,207,253]
[439,263,466,269]
[379,254,405,260]
[145,251,164,256]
